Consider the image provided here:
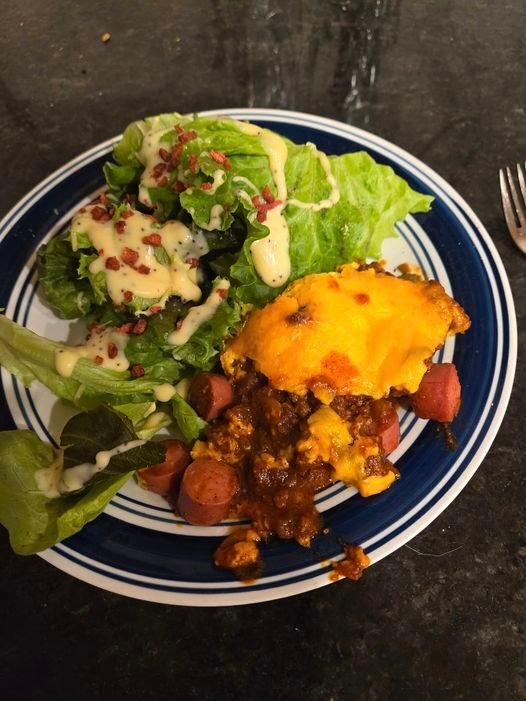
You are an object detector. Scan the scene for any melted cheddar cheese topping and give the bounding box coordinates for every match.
[222,265,470,402]
[297,406,396,496]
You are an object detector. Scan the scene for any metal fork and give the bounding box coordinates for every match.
[499,164,526,254]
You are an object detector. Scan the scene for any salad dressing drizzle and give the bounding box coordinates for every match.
[55,327,129,378]
[137,126,172,207]
[153,383,177,402]
[287,144,340,211]
[71,207,208,309]
[35,439,146,497]
[168,278,230,346]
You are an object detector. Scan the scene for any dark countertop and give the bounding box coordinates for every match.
[0,1,525,699]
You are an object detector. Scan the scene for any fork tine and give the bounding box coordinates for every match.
[500,169,518,235]
[516,163,526,210]
[505,166,526,224]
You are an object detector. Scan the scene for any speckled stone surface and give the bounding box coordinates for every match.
[0,1,525,699]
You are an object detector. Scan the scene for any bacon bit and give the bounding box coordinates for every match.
[142,233,162,246]
[94,355,104,365]
[115,220,126,234]
[105,256,120,270]
[149,305,162,314]
[123,290,133,303]
[251,195,263,208]
[91,206,107,221]
[137,264,151,275]
[217,287,228,299]
[132,319,147,335]
[157,176,168,187]
[201,182,213,191]
[174,124,184,134]
[262,185,275,203]
[99,192,108,206]
[87,322,101,333]
[178,130,198,144]
[116,322,134,334]
[188,153,199,174]
[253,196,283,223]
[171,180,186,193]
[209,149,231,170]
[79,207,86,214]
[121,209,134,219]
[107,342,118,359]
[125,193,137,204]
[171,142,183,162]
[130,364,145,378]
[121,247,139,266]
[153,163,166,179]
[158,147,171,162]
[185,257,199,268]
[256,210,267,223]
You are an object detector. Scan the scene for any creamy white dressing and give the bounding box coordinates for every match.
[237,122,291,287]
[137,126,173,207]
[55,327,129,378]
[35,439,146,497]
[174,377,191,400]
[199,203,224,231]
[168,279,230,346]
[203,169,226,195]
[71,206,208,308]
[153,383,177,402]
[232,175,259,194]
[287,144,340,211]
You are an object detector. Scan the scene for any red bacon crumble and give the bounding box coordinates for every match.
[142,233,162,246]
[171,142,183,162]
[91,206,107,221]
[157,176,168,187]
[201,182,213,191]
[125,193,137,204]
[130,364,145,378]
[79,207,86,214]
[123,290,133,303]
[171,180,186,193]
[174,124,184,134]
[262,185,275,203]
[121,247,139,266]
[132,319,147,335]
[116,322,134,334]
[158,147,171,162]
[105,256,120,270]
[115,220,126,234]
[99,192,108,206]
[186,257,199,268]
[209,149,231,171]
[217,287,228,299]
[121,210,134,219]
[189,153,199,174]
[153,163,167,179]
[149,305,162,314]
[94,355,103,365]
[178,130,198,144]
[137,264,151,275]
[107,342,118,359]
[252,195,263,208]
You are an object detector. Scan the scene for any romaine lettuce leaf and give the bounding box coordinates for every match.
[171,393,207,443]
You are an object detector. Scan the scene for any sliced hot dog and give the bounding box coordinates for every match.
[188,372,234,422]
[137,439,191,497]
[177,458,239,526]
[377,410,400,453]
[411,363,461,423]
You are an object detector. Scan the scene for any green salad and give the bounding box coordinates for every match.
[0,112,432,554]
